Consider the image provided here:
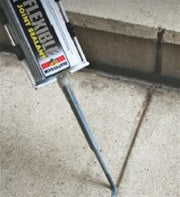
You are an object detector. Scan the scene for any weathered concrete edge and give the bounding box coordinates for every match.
[163,30,180,45]
[67,11,180,47]
[66,11,158,41]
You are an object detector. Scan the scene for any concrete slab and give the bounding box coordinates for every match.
[0,53,147,197]
[119,89,180,197]
[63,0,180,39]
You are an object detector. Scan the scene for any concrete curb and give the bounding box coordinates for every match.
[66,11,158,40]
[67,9,180,82]
[161,31,180,79]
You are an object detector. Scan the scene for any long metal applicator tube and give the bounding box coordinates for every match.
[57,75,117,197]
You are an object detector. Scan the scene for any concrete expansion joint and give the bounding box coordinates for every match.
[116,88,154,189]
[154,28,165,75]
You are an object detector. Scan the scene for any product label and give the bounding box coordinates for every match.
[10,0,70,77]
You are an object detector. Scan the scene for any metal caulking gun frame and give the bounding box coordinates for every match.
[0,0,117,196]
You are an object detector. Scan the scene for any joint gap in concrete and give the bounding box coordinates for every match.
[116,88,154,190]
[154,28,165,74]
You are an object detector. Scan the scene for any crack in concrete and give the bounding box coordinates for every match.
[154,28,165,74]
[116,88,154,192]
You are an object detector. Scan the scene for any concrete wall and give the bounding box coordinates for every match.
[74,27,157,73]
[161,31,180,80]
[162,44,180,79]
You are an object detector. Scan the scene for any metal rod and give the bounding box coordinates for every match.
[57,75,117,197]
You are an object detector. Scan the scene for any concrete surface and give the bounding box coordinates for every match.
[63,0,180,33]
[162,43,180,79]
[74,27,157,73]
[164,31,180,45]
[64,0,180,79]
[161,31,180,79]
[0,53,180,197]
[0,53,147,197]
[119,89,180,197]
